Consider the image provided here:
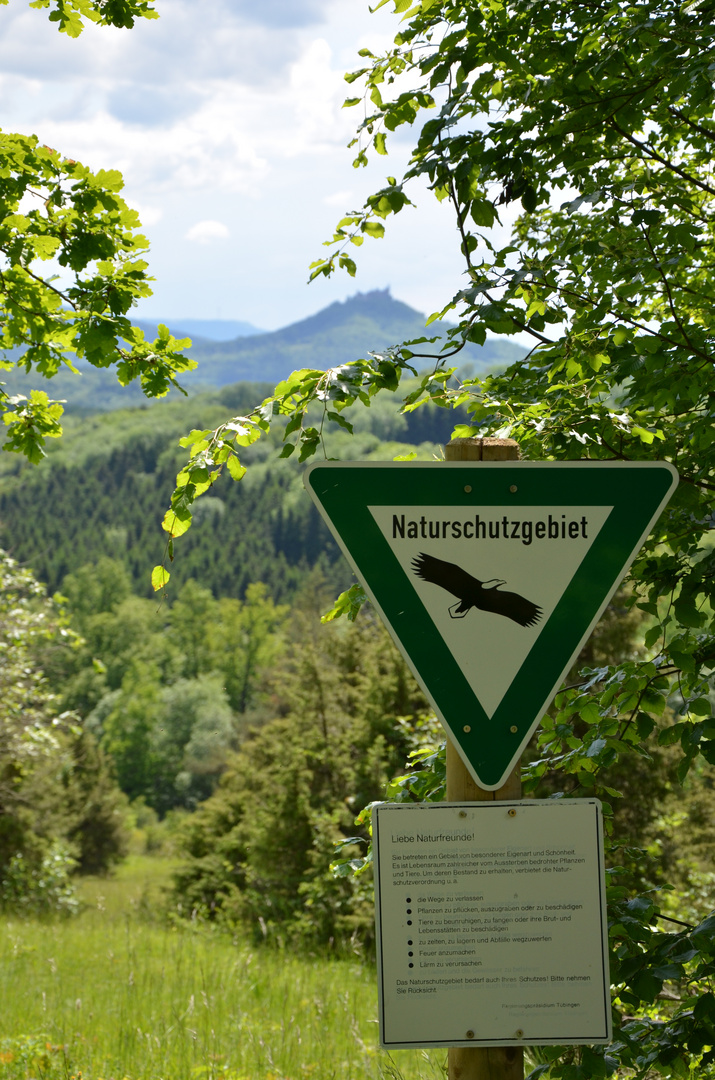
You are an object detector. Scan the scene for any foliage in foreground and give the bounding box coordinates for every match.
[0,0,194,465]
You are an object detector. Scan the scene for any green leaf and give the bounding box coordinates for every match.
[362,220,385,238]
[630,972,662,1002]
[333,836,367,851]
[326,410,354,433]
[321,583,368,624]
[579,702,601,726]
[151,565,170,591]
[226,455,247,482]
[162,508,192,538]
[179,428,211,449]
[470,200,497,227]
[693,992,715,1022]
[636,713,656,739]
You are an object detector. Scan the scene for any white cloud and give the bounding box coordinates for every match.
[0,0,334,86]
[0,1,385,198]
[323,189,354,207]
[27,100,269,194]
[283,38,349,154]
[185,220,230,244]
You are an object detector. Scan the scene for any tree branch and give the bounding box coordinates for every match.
[638,223,701,359]
[668,107,715,143]
[610,120,715,197]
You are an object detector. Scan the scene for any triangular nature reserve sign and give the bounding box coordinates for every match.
[304,461,678,790]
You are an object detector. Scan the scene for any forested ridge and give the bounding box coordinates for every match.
[0,377,463,598]
[0,432,341,600]
[169,289,525,386]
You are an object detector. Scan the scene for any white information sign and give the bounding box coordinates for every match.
[373,800,611,1049]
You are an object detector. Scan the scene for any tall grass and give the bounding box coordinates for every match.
[0,858,445,1080]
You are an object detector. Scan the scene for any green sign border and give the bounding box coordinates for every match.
[305,462,678,789]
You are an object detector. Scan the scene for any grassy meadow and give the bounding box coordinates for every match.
[0,857,446,1080]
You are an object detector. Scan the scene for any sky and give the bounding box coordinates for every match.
[0,0,474,332]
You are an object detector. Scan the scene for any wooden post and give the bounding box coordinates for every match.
[444,437,525,1080]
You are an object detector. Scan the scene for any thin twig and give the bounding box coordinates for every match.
[655,913,695,930]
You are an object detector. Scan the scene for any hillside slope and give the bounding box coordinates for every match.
[0,380,457,599]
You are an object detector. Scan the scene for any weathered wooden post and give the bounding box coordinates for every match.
[444,436,524,1080]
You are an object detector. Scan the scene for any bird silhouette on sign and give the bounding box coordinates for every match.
[412,552,542,628]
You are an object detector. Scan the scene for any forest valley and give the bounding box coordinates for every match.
[0,387,712,959]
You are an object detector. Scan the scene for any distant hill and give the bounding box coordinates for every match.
[0,289,525,414]
[173,289,525,387]
[135,317,264,342]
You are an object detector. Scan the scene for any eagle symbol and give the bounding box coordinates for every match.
[412,552,542,628]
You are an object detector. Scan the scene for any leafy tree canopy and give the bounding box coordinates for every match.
[18,0,157,35]
[0,0,191,464]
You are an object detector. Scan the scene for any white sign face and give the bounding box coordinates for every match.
[368,504,613,717]
[373,800,611,1049]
